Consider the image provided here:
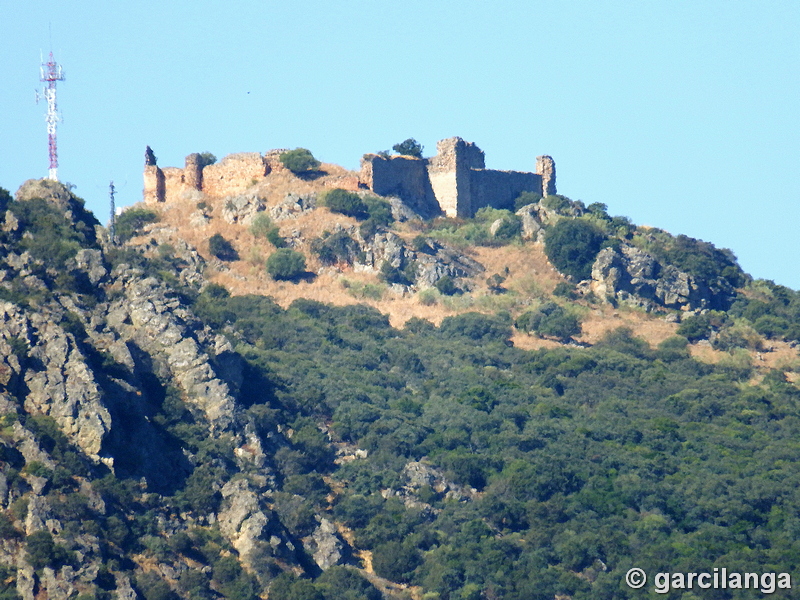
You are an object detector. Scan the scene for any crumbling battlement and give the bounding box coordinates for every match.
[360,137,556,218]
[143,139,556,218]
[143,152,272,204]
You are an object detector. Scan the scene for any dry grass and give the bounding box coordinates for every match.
[144,163,800,384]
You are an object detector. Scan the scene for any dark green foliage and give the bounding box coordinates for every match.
[280,149,321,175]
[25,530,75,570]
[0,565,20,600]
[0,513,20,539]
[440,312,512,343]
[266,249,306,281]
[516,302,580,341]
[544,218,606,281]
[315,567,381,600]
[8,197,99,271]
[209,233,239,261]
[677,314,712,341]
[541,194,571,213]
[514,191,542,211]
[492,215,523,241]
[392,138,423,158]
[311,231,362,266]
[323,189,368,219]
[552,281,577,300]
[135,572,176,600]
[434,275,457,295]
[268,574,323,600]
[250,214,286,248]
[197,152,217,167]
[379,260,414,286]
[115,208,158,243]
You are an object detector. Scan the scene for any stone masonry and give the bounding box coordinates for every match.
[143,139,556,218]
[361,137,556,218]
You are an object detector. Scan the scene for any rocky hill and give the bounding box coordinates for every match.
[1,161,800,600]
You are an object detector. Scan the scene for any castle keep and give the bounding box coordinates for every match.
[143,137,555,218]
[360,137,556,218]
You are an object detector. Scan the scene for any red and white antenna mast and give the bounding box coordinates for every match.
[39,52,65,181]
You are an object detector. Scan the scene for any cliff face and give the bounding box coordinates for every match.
[0,181,322,600]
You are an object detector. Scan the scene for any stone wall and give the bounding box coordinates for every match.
[202,153,270,197]
[536,155,556,197]
[469,169,542,212]
[361,137,555,218]
[360,154,438,216]
[143,165,165,204]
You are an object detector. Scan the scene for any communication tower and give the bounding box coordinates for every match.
[38,52,65,181]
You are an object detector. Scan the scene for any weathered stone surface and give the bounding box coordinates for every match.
[107,271,237,432]
[308,518,343,570]
[591,244,721,311]
[269,193,317,221]
[221,193,267,224]
[516,204,544,241]
[218,478,271,565]
[74,249,107,285]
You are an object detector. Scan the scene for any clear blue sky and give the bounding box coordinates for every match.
[2,1,798,288]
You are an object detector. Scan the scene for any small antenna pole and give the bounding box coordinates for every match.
[39,51,65,181]
[109,181,117,244]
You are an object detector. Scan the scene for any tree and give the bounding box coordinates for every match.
[392,138,423,158]
[197,152,217,167]
[209,233,239,261]
[266,249,306,281]
[516,302,581,341]
[280,148,320,175]
[115,207,159,243]
[323,189,368,219]
[544,218,606,281]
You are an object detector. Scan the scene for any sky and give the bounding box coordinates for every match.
[1,1,798,288]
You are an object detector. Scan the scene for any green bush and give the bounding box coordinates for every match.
[544,218,606,281]
[311,231,362,266]
[514,191,542,211]
[266,249,306,281]
[435,275,458,295]
[515,302,581,341]
[323,189,368,219]
[492,215,523,241]
[116,207,159,243]
[392,138,423,158]
[197,152,217,167]
[280,149,320,175]
[25,530,75,570]
[209,233,238,261]
[677,314,713,341]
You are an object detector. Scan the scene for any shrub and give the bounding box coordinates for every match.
[544,218,606,281]
[677,314,712,341]
[25,530,74,570]
[312,231,362,266]
[541,194,572,213]
[116,207,159,243]
[392,138,423,158]
[435,275,458,296]
[208,233,238,261]
[514,191,542,211]
[266,249,306,281]
[197,152,217,167]
[515,302,581,341]
[492,215,523,241]
[323,189,368,219]
[280,148,320,175]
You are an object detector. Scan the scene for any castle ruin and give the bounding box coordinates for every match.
[360,137,556,218]
[143,137,555,218]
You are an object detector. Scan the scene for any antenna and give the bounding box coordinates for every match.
[39,51,65,181]
[109,181,117,244]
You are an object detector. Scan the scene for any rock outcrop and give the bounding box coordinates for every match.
[591,243,732,311]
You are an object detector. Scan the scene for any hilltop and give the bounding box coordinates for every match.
[1,145,800,600]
